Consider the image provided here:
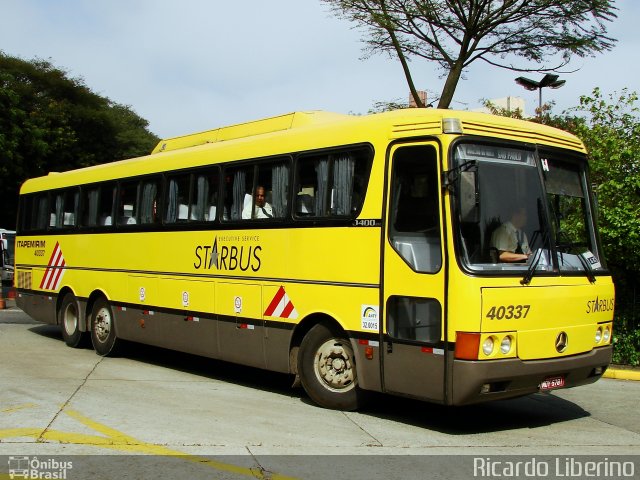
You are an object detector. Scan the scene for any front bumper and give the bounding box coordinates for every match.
[450,346,612,405]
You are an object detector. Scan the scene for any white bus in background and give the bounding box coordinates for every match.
[0,229,15,286]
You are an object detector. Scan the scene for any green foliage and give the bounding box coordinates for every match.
[481,99,526,119]
[565,88,640,272]
[367,99,410,114]
[564,90,640,364]
[551,90,640,336]
[0,52,159,229]
[612,323,640,367]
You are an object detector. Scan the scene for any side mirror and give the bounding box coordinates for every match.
[459,171,479,223]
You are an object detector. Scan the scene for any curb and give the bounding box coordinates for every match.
[603,368,640,381]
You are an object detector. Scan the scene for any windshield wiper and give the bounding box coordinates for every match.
[521,250,540,286]
[521,199,550,286]
[557,232,596,283]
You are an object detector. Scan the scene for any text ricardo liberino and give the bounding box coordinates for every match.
[473,457,635,477]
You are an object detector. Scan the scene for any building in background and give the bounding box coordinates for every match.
[473,96,527,117]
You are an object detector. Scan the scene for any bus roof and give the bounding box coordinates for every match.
[20,109,586,194]
[150,111,350,154]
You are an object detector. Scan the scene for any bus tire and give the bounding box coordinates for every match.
[90,297,120,356]
[59,292,86,348]
[298,322,361,411]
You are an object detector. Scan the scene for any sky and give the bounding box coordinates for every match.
[1,0,639,140]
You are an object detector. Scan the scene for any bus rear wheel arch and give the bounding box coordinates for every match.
[297,321,363,411]
[90,296,121,356]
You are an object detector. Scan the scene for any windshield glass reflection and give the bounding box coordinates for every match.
[455,143,605,275]
[542,154,603,273]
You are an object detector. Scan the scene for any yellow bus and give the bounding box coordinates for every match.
[15,109,615,410]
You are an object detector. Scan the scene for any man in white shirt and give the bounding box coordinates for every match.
[491,206,531,262]
[242,186,273,219]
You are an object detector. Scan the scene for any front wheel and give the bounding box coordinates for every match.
[90,297,121,356]
[298,322,362,410]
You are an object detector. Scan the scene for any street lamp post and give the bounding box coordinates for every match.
[515,74,566,119]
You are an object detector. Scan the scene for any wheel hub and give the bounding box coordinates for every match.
[95,308,111,343]
[314,339,355,392]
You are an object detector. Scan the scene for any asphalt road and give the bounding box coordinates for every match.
[1,305,639,479]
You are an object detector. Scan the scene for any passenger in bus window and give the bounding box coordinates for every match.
[490,206,531,263]
[242,186,273,219]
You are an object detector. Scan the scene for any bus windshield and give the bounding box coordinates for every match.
[454,142,606,275]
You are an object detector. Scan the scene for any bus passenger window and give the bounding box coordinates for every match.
[63,190,79,227]
[254,161,288,219]
[139,179,160,225]
[82,187,100,227]
[118,181,138,225]
[224,166,254,220]
[22,194,48,232]
[48,189,78,229]
[165,174,191,223]
[98,183,116,226]
[192,171,219,222]
[224,161,288,221]
[295,148,370,218]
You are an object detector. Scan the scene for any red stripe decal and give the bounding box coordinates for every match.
[264,286,286,316]
[47,259,65,290]
[281,301,295,318]
[46,242,60,267]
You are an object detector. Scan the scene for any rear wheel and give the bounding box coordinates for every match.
[59,292,86,348]
[90,297,120,356]
[298,322,362,410]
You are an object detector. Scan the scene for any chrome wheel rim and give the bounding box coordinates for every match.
[94,307,112,344]
[313,338,356,393]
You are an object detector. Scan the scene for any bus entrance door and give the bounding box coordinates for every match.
[382,143,446,403]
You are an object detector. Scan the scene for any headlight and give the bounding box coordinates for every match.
[603,326,611,343]
[595,327,603,343]
[500,336,512,354]
[482,337,495,356]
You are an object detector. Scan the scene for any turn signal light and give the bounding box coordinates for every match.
[455,332,481,360]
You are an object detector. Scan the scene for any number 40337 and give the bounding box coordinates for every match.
[485,304,531,320]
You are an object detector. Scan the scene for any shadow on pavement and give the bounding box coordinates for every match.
[26,323,590,435]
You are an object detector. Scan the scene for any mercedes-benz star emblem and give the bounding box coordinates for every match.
[555,331,568,353]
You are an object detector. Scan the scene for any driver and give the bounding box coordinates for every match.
[491,206,532,263]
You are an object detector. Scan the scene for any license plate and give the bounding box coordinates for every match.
[539,376,565,390]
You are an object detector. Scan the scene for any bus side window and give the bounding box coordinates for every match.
[389,145,441,273]
[22,193,48,232]
[139,178,161,225]
[387,296,441,343]
[82,187,100,227]
[256,160,289,219]
[165,174,191,223]
[192,169,219,222]
[118,181,138,225]
[224,166,254,221]
[98,183,116,226]
[49,192,62,228]
[48,189,78,229]
[63,189,79,227]
[295,148,370,218]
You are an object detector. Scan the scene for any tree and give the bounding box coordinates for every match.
[0,53,159,229]
[562,89,640,329]
[549,89,640,275]
[323,0,617,108]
